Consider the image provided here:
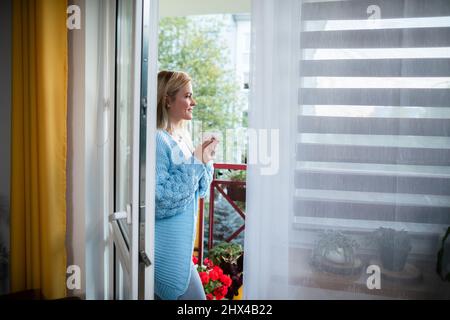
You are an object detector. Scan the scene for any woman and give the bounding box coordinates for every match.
[155,70,218,300]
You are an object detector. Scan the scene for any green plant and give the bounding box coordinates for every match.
[159,16,244,134]
[437,227,450,282]
[368,227,412,271]
[369,227,412,252]
[227,170,246,181]
[224,170,246,203]
[312,230,359,264]
[193,256,232,300]
[208,242,244,299]
[209,241,243,266]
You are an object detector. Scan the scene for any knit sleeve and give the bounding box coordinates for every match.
[155,134,206,219]
[199,161,214,199]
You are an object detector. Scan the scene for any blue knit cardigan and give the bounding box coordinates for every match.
[154,130,214,300]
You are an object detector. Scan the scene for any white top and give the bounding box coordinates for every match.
[170,130,194,160]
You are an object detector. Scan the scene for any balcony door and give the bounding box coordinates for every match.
[109,0,158,300]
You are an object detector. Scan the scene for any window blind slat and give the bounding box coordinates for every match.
[294,200,450,224]
[301,28,450,48]
[296,189,450,207]
[299,105,450,119]
[302,48,450,60]
[303,17,450,32]
[295,172,450,196]
[302,0,450,20]
[296,144,450,166]
[300,88,450,107]
[298,133,450,149]
[298,116,450,136]
[301,77,450,89]
[296,0,450,226]
[301,59,450,77]
[296,161,450,178]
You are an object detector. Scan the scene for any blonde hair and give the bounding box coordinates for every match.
[157,70,192,132]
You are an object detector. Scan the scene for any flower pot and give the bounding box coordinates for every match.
[227,185,246,202]
[234,285,243,300]
[324,248,348,264]
[380,246,410,271]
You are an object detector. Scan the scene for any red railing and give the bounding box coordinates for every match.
[197,163,246,264]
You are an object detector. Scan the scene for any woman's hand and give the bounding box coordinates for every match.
[194,137,219,164]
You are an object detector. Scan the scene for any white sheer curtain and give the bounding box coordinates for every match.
[244,0,300,299]
[245,0,450,299]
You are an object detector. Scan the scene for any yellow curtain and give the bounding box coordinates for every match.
[11,0,68,299]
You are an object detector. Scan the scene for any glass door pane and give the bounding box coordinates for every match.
[115,0,135,244]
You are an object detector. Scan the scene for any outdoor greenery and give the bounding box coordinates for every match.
[208,241,244,266]
[159,17,247,289]
[208,241,244,300]
[158,16,245,135]
[204,198,245,251]
[226,169,246,181]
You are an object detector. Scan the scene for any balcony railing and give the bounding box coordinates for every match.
[196,163,247,264]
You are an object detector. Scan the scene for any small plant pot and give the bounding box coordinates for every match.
[227,185,246,202]
[380,246,410,271]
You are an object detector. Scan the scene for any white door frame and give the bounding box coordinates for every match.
[142,0,158,300]
[107,0,158,300]
[108,0,142,300]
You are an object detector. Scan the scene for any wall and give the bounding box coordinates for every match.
[160,0,250,17]
[84,0,116,299]
[67,0,116,299]
[0,0,12,296]
[67,0,86,299]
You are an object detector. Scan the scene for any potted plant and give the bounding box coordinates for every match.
[311,230,361,275]
[193,256,232,300]
[208,241,244,299]
[437,227,450,282]
[226,170,246,202]
[369,227,412,272]
[193,256,233,300]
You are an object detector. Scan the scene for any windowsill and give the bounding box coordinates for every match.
[295,188,450,208]
[289,247,450,300]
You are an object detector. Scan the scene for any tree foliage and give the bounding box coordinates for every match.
[158,16,244,133]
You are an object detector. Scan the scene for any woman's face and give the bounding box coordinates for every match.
[167,82,196,121]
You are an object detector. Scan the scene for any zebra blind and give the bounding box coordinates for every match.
[295,0,450,229]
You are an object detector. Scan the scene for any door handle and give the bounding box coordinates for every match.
[139,251,152,267]
[109,203,132,224]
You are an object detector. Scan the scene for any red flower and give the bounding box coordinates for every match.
[214,285,228,297]
[209,269,219,281]
[219,274,232,287]
[215,294,224,300]
[213,265,223,276]
[199,272,209,285]
[203,258,214,268]
[195,256,233,300]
